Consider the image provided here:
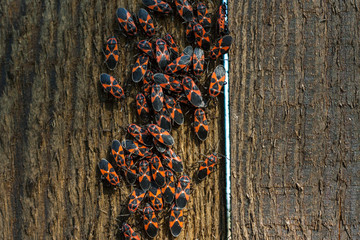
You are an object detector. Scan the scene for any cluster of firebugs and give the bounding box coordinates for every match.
[98,0,232,239]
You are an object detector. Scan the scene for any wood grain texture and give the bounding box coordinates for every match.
[228,0,360,239]
[0,0,226,239]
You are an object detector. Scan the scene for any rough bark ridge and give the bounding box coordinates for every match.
[0,0,226,239]
[229,0,360,239]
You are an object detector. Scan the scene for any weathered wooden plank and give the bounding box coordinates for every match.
[0,0,226,239]
[229,0,360,239]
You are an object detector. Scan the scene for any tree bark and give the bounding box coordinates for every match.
[0,0,226,239]
[229,0,360,239]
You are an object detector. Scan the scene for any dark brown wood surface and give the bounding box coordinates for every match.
[228,1,360,239]
[0,0,226,239]
[2,0,359,239]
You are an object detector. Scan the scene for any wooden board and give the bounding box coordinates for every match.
[228,0,360,239]
[0,0,226,239]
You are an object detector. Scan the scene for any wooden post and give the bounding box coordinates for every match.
[0,0,226,239]
[228,1,360,239]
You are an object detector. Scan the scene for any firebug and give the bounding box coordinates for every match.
[148,183,164,211]
[99,73,125,99]
[143,70,154,97]
[175,175,191,209]
[197,2,211,32]
[194,108,209,141]
[218,3,229,35]
[137,8,156,37]
[186,21,196,43]
[161,148,184,173]
[153,138,167,153]
[174,0,195,22]
[162,170,176,204]
[182,76,205,108]
[142,203,159,238]
[122,139,152,158]
[139,160,151,191]
[153,73,182,93]
[151,84,164,112]
[127,124,153,146]
[165,54,192,75]
[193,47,205,76]
[124,154,138,185]
[164,33,180,56]
[197,153,218,180]
[150,155,166,187]
[98,159,121,187]
[121,223,141,240]
[116,8,137,36]
[155,38,170,70]
[182,45,193,73]
[147,124,175,146]
[128,188,146,213]
[209,65,226,97]
[153,73,174,90]
[111,139,126,168]
[173,102,184,125]
[104,37,119,70]
[164,95,184,125]
[132,54,149,83]
[136,93,150,117]
[169,203,184,237]
[193,22,210,50]
[137,40,154,59]
[155,107,172,132]
[209,35,233,59]
[142,0,172,14]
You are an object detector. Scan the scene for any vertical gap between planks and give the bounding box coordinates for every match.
[223,0,231,239]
